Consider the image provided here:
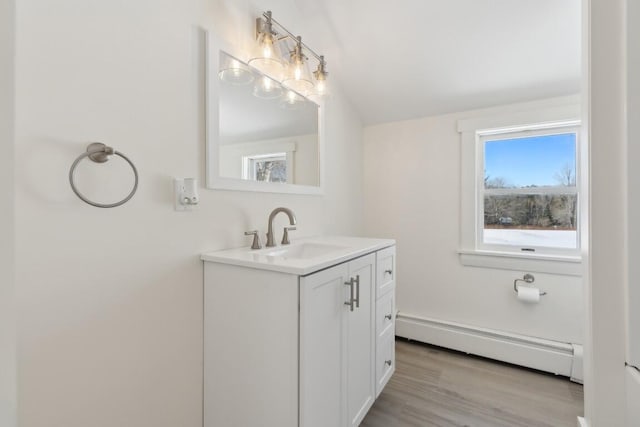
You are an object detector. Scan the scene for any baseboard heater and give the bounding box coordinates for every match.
[396,312,583,383]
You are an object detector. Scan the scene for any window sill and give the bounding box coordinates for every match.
[457,249,583,276]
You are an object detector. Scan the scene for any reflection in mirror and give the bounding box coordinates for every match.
[217,51,320,187]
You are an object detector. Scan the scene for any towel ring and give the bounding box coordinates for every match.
[69,143,139,208]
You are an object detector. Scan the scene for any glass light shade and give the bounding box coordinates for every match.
[218,54,254,85]
[315,79,327,94]
[253,75,284,99]
[282,59,314,95]
[248,32,285,81]
[312,76,331,99]
[312,57,329,98]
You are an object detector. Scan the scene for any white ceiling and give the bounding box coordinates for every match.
[281,0,582,125]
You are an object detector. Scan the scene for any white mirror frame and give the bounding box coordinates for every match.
[205,31,325,195]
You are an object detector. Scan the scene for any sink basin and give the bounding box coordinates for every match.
[201,236,396,275]
[263,243,348,260]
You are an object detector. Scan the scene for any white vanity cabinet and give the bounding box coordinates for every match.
[300,253,375,427]
[202,238,395,427]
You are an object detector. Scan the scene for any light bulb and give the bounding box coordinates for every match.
[294,64,302,80]
[261,34,274,59]
[249,29,285,81]
[263,42,272,59]
[316,79,326,95]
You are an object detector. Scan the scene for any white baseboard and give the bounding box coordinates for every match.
[396,312,582,380]
[577,416,588,427]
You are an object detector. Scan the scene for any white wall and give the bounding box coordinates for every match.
[627,0,640,422]
[0,0,16,425]
[13,1,364,426]
[582,0,629,425]
[363,96,583,345]
[626,0,640,370]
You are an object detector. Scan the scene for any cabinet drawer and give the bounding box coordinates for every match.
[376,291,394,339]
[376,246,395,298]
[376,332,395,398]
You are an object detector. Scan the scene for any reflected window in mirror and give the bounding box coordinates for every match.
[242,152,288,183]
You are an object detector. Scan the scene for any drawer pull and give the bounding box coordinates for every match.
[384,314,393,321]
[385,360,392,367]
[384,269,393,275]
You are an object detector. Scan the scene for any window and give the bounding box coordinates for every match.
[457,103,583,274]
[479,125,580,255]
[242,152,288,183]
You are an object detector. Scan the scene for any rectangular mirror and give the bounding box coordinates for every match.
[206,36,324,194]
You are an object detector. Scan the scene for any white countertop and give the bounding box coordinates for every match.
[201,235,395,276]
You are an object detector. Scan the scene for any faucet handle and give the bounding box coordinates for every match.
[244,230,262,250]
[281,226,297,245]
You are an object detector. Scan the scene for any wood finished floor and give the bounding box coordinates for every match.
[361,339,584,427]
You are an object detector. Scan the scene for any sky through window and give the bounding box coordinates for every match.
[484,133,576,188]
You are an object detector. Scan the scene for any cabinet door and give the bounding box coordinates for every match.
[300,263,349,427]
[346,253,376,427]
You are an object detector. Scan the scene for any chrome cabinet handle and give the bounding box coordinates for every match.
[384,269,393,275]
[384,314,393,321]
[385,360,392,367]
[344,278,355,312]
[354,275,360,308]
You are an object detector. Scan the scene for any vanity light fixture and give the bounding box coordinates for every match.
[313,56,329,96]
[282,36,315,95]
[252,10,329,98]
[249,11,285,81]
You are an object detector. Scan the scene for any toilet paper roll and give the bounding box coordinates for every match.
[517,286,540,303]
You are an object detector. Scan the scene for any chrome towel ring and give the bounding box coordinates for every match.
[69,143,139,208]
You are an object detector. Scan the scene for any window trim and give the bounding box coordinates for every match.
[476,124,581,256]
[457,101,584,272]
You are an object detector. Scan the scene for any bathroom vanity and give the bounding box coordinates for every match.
[201,236,396,427]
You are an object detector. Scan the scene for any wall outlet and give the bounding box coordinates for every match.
[174,178,199,211]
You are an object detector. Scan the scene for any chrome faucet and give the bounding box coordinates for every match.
[266,207,297,247]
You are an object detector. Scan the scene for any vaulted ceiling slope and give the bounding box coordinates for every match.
[286,0,581,125]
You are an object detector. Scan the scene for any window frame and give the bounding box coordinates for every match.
[456,100,584,275]
[476,124,582,256]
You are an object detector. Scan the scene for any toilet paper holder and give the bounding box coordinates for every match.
[513,274,547,296]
